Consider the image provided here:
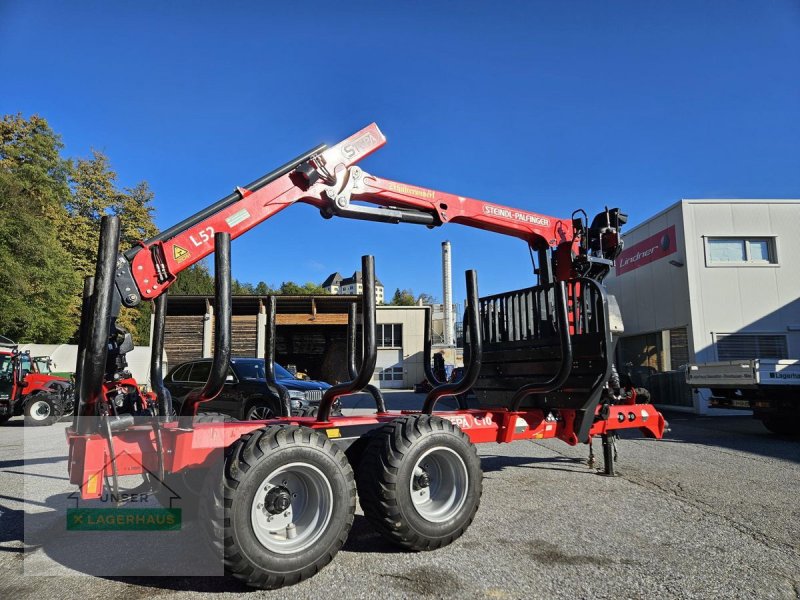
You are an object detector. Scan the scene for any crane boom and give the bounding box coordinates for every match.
[117,123,589,307]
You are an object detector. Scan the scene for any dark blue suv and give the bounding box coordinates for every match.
[164,357,336,420]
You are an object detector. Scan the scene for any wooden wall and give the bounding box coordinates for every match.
[164,316,204,366]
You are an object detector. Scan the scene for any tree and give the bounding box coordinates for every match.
[416,292,437,305]
[279,281,328,295]
[254,281,273,295]
[169,262,214,295]
[0,115,78,342]
[116,181,157,247]
[65,150,159,343]
[0,172,79,342]
[390,288,417,306]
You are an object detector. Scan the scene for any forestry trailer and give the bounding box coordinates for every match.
[66,123,666,589]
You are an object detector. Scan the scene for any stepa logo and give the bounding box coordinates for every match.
[66,451,182,531]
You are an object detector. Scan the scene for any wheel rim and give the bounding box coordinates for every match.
[250,462,333,554]
[409,446,468,523]
[29,400,51,420]
[248,405,273,420]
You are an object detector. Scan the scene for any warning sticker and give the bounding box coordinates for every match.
[173,245,190,263]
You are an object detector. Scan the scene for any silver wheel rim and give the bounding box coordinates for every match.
[250,462,333,554]
[410,446,468,523]
[29,400,51,420]
[248,405,273,420]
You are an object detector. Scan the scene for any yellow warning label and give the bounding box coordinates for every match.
[172,245,190,263]
[325,428,341,439]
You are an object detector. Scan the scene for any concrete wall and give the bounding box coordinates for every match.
[606,202,691,337]
[19,344,156,390]
[606,199,800,414]
[373,306,427,388]
[683,200,800,362]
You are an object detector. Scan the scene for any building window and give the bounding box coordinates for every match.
[377,324,402,347]
[715,334,788,361]
[378,367,403,381]
[705,237,777,265]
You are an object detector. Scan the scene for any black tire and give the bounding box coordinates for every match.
[344,426,381,473]
[146,412,233,517]
[761,416,798,436]
[356,415,482,551]
[202,425,356,589]
[245,399,278,421]
[634,387,651,404]
[23,392,60,426]
[295,405,344,418]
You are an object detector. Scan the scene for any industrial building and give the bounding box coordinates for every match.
[606,199,800,414]
[158,241,463,390]
[161,295,428,389]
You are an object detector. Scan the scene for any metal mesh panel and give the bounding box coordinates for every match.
[716,334,788,361]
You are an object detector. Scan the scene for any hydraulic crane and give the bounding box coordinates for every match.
[67,123,665,590]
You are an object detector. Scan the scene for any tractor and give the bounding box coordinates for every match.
[0,335,74,425]
[66,123,665,589]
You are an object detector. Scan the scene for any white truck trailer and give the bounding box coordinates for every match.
[686,359,800,435]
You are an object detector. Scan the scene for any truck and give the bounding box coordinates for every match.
[66,122,666,589]
[686,359,800,435]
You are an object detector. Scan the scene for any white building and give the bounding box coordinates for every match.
[606,199,800,414]
[322,271,385,304]
[372,306,427,389]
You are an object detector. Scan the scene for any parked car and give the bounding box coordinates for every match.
[163,357,337,420]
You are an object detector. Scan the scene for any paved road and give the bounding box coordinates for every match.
[1,393,798,599]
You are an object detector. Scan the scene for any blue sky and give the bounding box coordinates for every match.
[1,1,798,307]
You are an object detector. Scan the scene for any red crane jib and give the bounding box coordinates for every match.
[129,123,576,301]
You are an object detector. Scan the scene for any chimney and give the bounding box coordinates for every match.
[442,241,454,346]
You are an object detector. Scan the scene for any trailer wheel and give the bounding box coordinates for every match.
[356,415,482,551]
[23,392,60,426]
[204,425,356,589]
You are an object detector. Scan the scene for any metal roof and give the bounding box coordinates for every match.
[166,294,362,316]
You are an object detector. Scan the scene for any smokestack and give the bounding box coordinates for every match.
[442,241,454,346]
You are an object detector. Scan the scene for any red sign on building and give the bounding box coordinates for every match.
[615,225,677,275]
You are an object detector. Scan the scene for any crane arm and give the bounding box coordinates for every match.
[118,123,589,307]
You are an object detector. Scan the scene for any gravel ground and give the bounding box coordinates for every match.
[1,392,798,599]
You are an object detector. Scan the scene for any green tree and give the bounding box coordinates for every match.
[66,150,158,343]
[390,288,417,306]
[0,115,78,342]
[0,172,79,341]
[279,281,328,295]
[254,281,273,295]
[169,262,214,295]
[116,180,157,246]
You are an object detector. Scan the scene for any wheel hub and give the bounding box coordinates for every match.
[250,462,334,555]
[413,470,430,490]
[264,486,292,514]
[409,447,469,523]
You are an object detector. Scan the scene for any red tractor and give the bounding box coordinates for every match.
[0,336,74,426]
[67,124,665,589]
